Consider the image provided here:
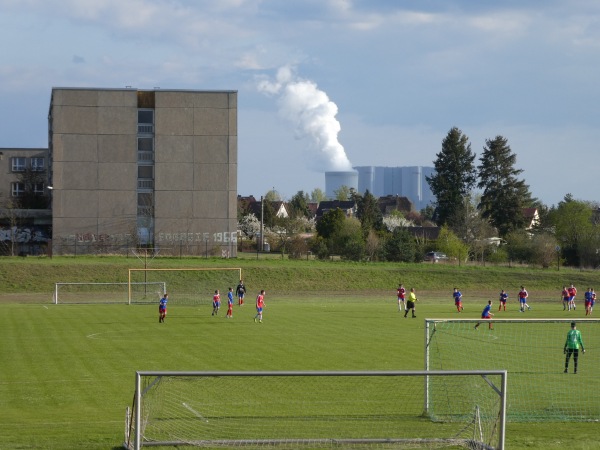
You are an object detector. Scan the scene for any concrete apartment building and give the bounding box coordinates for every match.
[49,87,238,256]
[0,147,51,254]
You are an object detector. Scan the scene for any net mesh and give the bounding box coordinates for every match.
[53,282,166,304]
[128,268,242,306]
[127,371,505,450]
[426,319,600,421]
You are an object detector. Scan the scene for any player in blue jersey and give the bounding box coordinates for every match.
[561,286,570,311]
[159,293,168,323]
[584,288,593,316]
[226,287,234,318]
[236,280,246,306]
[475,300,494,330]
[498,290,508,311]
[453,287,463,312]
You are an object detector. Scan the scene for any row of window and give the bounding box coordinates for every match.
[11,182,45,197]
[138,110,154,218]
[11,157,45,172]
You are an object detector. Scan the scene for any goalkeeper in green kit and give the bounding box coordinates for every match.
[564,322,585,374]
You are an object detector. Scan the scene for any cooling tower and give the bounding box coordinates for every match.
[325,171,358,199]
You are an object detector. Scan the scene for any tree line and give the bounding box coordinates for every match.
[239,127,600,268]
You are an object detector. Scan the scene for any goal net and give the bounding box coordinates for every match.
[128,268,242,306]
[53,282,166,304]
[124,370,507,450]
[426,318,600,422]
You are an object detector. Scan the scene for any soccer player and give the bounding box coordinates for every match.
[226,287,234,318]
[564,322,585,374]
[404,288,418,318]
[561,286,570,311]
[453,287,463,312]
[212,290,220,316]
[236,280,246,306]
[518,286,530,312]
[254,290,266,323]
[584,288,593,316]
[498,290,508,311]
[591,288,596,314]
[568,284,577,311]
[159,293,168,323]
[475,300,494,330]
[397,283,406,312]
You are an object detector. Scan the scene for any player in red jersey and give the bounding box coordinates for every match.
[212,290,221,316]
[498,290,508,311]
[397,283,406,312]
[568,284,577,311]
[518,286,530,312]
[254,290,266,323]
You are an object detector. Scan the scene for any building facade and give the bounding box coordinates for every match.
[49,88,238,256]
[354,166,435,210]
[0,147,51,255]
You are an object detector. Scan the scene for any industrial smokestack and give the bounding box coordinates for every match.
[257,66,353,172]
[325,171,358,199]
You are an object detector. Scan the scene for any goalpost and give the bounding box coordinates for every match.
[425,318,600,422]
[53,282,167,304]
[128,268,242,305]
[124,370,507,450]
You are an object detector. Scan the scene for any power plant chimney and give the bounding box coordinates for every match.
[325,171,358,199]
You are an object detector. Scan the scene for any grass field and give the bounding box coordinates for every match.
[2,257,600,449]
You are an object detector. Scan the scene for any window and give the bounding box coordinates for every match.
[138,166,154,179]
[138,110,153,124]
[11,182,24,197]
[137,192,153,217]
[138,110,154,133]
[11,157,26,172]
[138,138,154,162]
[33,183,45,196]
[137,165,154,189]
[31,157,45,171]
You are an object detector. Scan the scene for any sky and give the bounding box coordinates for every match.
[1,0,599,207]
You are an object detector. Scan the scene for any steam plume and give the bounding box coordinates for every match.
[257,66,353,171]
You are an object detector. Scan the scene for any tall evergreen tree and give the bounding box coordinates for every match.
[477,136,532,237]
[288,191,311,219]
[353,190,383,236]
[427,127,477,227]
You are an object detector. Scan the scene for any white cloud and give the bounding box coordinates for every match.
[1,0,600,206]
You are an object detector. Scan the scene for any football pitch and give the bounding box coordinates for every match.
[2,294,599,449]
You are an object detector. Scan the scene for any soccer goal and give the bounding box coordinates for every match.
[123,370,507,450]
[425,318,600,422]
[53,282,167,304]
[128,268,242,305]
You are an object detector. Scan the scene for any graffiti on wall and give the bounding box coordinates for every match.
[55,231,237,244]
[157,231,237,244]
[0,226,50,243]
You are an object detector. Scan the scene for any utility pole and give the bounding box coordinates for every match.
[260,195,264,252]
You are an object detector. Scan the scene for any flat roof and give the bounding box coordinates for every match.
[51,87,237,93]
